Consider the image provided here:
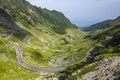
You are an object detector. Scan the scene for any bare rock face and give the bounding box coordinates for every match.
[79,57,120,80]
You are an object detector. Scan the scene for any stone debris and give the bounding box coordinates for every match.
[79,57,120,80]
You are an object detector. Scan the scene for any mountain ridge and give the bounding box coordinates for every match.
[0,0,78,35]
[82,20,113,31]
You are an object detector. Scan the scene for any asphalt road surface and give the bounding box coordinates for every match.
[14,43,65,72]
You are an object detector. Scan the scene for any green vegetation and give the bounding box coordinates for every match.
[0,38,6,45]
[84,20,112,32]
[86,16,120,41]
[0,0,120,80]
[94,44,120,59]
[13,31,26,40]
[67,63,98,80]
[63,16,120,80]
[78,63,98,77]
[0,57,39,80]
[0,0,92,79]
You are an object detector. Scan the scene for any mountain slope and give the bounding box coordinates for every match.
[0,0,77,35]
[1,0,119,80]
[0,0,93,80]
[84,20,112,32]
[64,16,120,80]
[86,16,120,40]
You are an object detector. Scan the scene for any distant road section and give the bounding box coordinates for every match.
[14,43,65,72]
[82,37,113,62]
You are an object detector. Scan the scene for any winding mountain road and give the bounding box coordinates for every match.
[14,37,113,73]
[82,37,113,62]
[14,43,65,72]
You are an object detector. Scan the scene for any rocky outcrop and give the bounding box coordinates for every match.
[79,57,120,80]
[36,72,59,80]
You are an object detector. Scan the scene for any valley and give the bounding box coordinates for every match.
[0,0,120,80]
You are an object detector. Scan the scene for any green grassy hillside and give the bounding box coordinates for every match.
[64,16,120,80]
[0,0,119,80]
[0,0,93,79]
[88,16,120,60]
[86,16,120,41]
